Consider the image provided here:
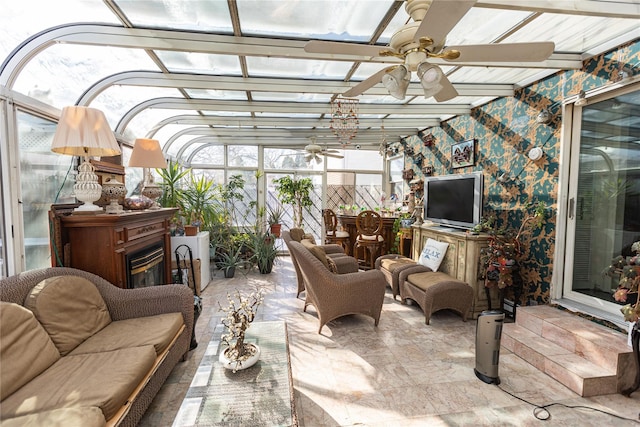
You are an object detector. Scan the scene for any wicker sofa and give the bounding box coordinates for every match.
[287,240,386,333]
[282,229,359,297]
[0,267,194,427]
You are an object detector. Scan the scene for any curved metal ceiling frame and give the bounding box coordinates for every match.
[77,70,517,106]
[144,114,442,140]
[117,97,471,136]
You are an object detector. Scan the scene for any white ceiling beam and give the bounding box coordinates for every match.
[476,0,640,19]
[2,24,582,88]
[78,71,516,105]
[116,97,470,135]
[145,115,440,138]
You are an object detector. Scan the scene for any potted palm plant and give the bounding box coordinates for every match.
[268,205,285,237]
[180,173,216,235]
[217,245,243,278]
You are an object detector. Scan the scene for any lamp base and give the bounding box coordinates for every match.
[105,200,124,214]
[74,202,103,213]
[142,183,163,210]
[74,157,103,212]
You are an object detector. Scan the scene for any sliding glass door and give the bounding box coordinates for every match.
[563,86,640,316]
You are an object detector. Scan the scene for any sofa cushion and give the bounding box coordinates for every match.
[0,345,157,421]
[1,407,106,427]
[69,312,184,356]
[300,239,330,269]
[25,275,112,356]
[0,302,61,400]
[418,238,449,272]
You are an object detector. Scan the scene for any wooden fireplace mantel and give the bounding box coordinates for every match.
[50,206,178,288]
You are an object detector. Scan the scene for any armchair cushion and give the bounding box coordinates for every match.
[25,276,112,356]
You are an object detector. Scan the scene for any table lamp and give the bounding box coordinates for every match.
[51,106,121,212]
[129,138,167,209]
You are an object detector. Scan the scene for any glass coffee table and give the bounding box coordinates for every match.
[172,320,296,426]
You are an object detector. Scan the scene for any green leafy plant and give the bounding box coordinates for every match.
[216,244,244,278]
[273,176,313,228]
[179,172,216,226]
[268,205,285,225]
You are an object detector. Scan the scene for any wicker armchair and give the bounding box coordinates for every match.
[288,240,386,334]
[282,229,356,297]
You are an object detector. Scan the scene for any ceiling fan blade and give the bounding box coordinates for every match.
[343,67,391,97]
[415,0,476,45]
[324,153,344,159]
[304,40,386,58]
[446,42,555,62]
[433,74,459,102]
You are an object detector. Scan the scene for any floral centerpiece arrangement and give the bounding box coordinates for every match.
[604,241,640,323]
[218,289,264,372]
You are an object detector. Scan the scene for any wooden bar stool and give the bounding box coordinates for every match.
[353,210,384,270]
[322,209,350,254]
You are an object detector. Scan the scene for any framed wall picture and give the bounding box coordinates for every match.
[451,139,476,169]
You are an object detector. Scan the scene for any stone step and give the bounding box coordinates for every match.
[515,306,630,373]
[502,306,635,397]
[502,324,618,396]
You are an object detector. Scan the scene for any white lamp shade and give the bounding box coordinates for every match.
[129,138,168,168]
[382,65,410,100]
[51,106,120,157]
[417,63,443,98]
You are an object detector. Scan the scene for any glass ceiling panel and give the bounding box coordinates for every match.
[183,89,248,100]
[444,8,533,46]
[504,14,640,52]
[255,112,320,118]
[351,63,392,80]
[0,0,118,61]
[245,56,352,79]
[153,124,198,149]
[200,111,252,117]
[166,134,204,157]
[126,108,196,144]
[409,95,478,105]
[114,0,233,33]
[251,92,332,102]
[92,86,184,129]
[450,66,554,85]
[358,94,407,104]
[237,0,393,42]
[13,44,159,109]
[155,51,242,75]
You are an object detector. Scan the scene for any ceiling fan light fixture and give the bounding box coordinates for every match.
[382,65,410,99]
[417,62,444,98]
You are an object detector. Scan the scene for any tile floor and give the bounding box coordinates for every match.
[140,256,640,426]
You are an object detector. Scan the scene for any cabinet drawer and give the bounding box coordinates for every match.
[125,220,166,242]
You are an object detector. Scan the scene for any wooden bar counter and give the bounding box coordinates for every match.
[337,214,398,255]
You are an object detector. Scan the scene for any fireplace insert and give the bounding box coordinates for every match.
[127,244,165,288]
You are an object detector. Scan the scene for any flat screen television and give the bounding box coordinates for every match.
[424,171,483,230]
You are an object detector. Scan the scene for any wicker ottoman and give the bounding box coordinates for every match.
[398,265,473,324]
[375,254,419,299]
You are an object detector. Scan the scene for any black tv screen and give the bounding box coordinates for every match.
[424,172,483,229]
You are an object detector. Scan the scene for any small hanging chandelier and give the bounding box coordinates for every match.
[329,96,359,145]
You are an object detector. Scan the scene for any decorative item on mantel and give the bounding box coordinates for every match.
[128,138,168,210]
[101,176,126,214]
[218,289,265,372]
[51,106,122,213]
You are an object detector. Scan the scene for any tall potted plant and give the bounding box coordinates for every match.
[180,172,216,235]
[273,176,313,228]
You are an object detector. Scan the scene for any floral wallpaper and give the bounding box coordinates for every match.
[402,39,640,305]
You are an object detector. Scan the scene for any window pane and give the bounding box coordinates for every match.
[18,111,75,270]
[327,149,383,171]
[228,145,258,168]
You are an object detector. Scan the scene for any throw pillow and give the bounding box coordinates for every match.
[290,228,305,242]
[300,239,329,268]
[302,233,317,245]
[326,256,339,273]
[418,238,449,272]
[25,276,112,356]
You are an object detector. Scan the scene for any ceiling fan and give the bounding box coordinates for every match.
[304,137,344,164]
[305,0,555,101]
